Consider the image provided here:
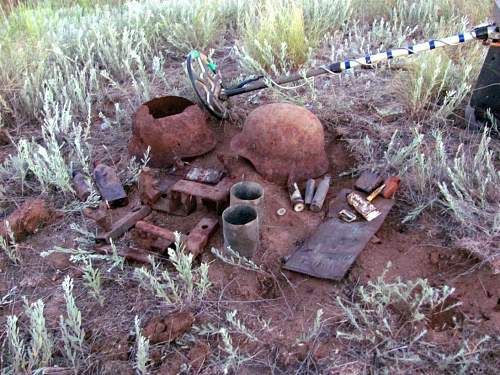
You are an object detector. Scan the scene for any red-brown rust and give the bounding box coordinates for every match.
[129,96,216,168]
[135,221,176,242]
[185,217,219,257]
[230,103,329,184]
[382,176,401,199]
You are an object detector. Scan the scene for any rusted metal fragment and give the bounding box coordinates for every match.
[138,167,161,205]
[283,189,394,280]
[94,244,154,264]
[354,171,383,193]
[129,96,216,168]
[171,177,233,214]
[185,167,225,185]
[230,103,329,184]
[150,174,186,215]
[83,202,111,231]
[142,311,195,344]
[185,217,219,257]
[72,172,92,201]
[94,164,128,208]
[0,198,55,241]
[382,176,401,199]
[136,221,176,242]
[96,206,151,243]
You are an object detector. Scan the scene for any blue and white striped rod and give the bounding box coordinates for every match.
[223,24,498,97]
[326,25,498,73]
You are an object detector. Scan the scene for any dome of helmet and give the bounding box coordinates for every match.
[129,96,216,168]
[231,103,329,184]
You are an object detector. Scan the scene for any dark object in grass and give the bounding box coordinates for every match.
[94,163,128,208]
[72,172,92,201]
[355,171,383,193]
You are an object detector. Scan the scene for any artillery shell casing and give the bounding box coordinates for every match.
[304,179,316,205]
[94,164,129,208]
[73,172,92,201]
[288,183,305,212]
[347,192,381,221]
[366,183,385,202]
[310,175,331,212]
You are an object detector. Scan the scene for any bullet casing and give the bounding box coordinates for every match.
[310,175,331,212]
[304,179,316,205]
[288,183,305,212]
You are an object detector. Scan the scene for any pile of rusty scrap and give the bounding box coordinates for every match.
[283,170,401,280]
[77,95,401,281]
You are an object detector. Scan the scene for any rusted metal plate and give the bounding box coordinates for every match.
[185,217,219,257]
[172,177,232,200]
[96,206,151,243]
[185,167,225,185]
[354,171,383,193]
[283,189,394,280]
[94,164,128,208]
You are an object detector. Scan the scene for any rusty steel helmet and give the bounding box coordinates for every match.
[129,96,216,168]
[231,103,329,184]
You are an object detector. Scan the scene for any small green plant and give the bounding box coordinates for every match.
[5,315,27,373]
[226,310,259,342]
[24,298,53,369]
[82,259,104,307]
[134,315,150,375]
[135,233,212,305]
[0,221,20,264]
[211,246,267,274]
[59,276,85,369]
[300,308,324,342]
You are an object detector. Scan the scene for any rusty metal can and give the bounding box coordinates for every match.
[347,192,381,221]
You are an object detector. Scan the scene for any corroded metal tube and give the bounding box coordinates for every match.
[230,181,264,219]
[222,204,259,258]
[310,175,331,212]
[304,179,316,205]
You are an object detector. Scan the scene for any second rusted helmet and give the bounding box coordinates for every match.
[129,96,216,168]
[231,103,329,184]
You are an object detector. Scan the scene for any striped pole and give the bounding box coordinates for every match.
[223,24,498,97]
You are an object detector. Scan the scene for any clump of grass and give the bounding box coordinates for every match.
[135,232,211,305]
[59,276,85,369]
[82,258,104,307]
[335,264,490,373]
[134,315,150,375]
[0,221,20,264]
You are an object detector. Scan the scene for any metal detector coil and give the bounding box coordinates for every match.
[186,50,229,119]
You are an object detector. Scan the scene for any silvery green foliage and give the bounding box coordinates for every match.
[24,299,53,369]
[59,276,85,369]
[0,221,20,264]
[134,316,150,375]
[134,232,212,305]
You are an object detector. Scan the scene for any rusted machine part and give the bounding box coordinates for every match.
[138,167,161,205]
[230,181,264,218]
[283,189,394,280]
[222,204,260,258]
[304,179,316,205]
[366,184,386,202]
[96,206,151,243]
[72,172,92,201]
[230,103,329,184]
[136,221,176,242]
[185,217,219,258]
[94,164,128,208]
[288,183,305,212]
[83,202,111,231]
[382,176,401,199]
[347,192,381,222]
[354,171,383,193]
[94,244,154,264]
[310,175,331,212]
[129,96,216,168]
[186,167,225,185]
[170,177,233,215]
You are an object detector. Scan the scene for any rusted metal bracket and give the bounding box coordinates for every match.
[96,205,151,243]
[283,189,394,280]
